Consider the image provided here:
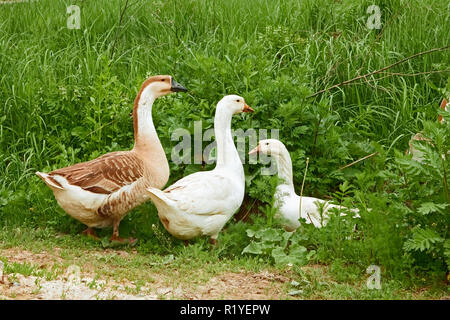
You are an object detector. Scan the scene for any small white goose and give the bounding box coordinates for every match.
[36,75,187,242]
[249,139,359,231]
[147,95,254,244]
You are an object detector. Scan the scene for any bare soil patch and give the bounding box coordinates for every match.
[193,271,290,299]
[0,248,290,300]
[1,247,63,268]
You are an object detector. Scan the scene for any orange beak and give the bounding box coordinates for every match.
[243,103,254,113]
[248,145,260,155]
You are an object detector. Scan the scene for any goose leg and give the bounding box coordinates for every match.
[184,240,189,247]
[110,220,137,245]
[82,227,99,240]
[209,238,217,246]
[110,220,125,242]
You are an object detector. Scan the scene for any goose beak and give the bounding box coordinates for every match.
[171,78,188,92]
[243,103,254,113]
[248,145,260,155]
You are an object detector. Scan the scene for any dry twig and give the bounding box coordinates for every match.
[307,46,450,98]
[338,152,379,170]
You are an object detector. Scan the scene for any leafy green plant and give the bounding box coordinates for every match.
[394,107,450,273]
[242,227,314,266]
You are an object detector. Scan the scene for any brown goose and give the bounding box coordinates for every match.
[407,98,448,162]
[36,75,187,242]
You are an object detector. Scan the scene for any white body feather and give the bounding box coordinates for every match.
[253,139,360,232]
[149,168,244,240]
[39,173,111,227]
[147,95,249,241]
[275,184,359,231]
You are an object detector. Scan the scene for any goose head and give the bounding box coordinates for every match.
[249,139,285,156]
[137,75,187,102]
[217,95,254,115]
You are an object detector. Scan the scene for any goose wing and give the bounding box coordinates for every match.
[49,151,144,194]
[162,171,235,216]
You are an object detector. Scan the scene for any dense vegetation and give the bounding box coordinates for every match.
[0,0,449,296]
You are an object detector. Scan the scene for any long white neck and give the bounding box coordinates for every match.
[214,105,243,177]
[133,91,158,150]
[272,147,294,190]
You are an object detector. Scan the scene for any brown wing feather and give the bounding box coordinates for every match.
[50,151,144,194]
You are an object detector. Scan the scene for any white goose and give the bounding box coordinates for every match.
[36,75,187,242]
[147,95,254,244]
[249,139,359,232]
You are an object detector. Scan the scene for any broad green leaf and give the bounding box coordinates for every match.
[271,247,288,264]
[272,245,308,266]
[260,228,282,242]
[289,244,307,257]
[242,242,264,255]
[246,229,256,238]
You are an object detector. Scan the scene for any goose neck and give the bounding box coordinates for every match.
[131,87,170,188]
[214,107,242,173]
[273,149,294,189]
[133,92,158,151]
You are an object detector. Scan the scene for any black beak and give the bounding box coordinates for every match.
[171,78,187,92]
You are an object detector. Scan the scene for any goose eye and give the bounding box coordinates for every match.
[266,143,269,145]
[236,99,240,102]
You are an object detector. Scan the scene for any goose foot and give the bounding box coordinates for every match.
[82,228,99,240]
[110,235,138,245]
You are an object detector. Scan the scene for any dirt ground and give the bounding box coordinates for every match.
[0,248,290,300]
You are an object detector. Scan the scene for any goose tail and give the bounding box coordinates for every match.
[147,187,176,210]
[36,171,64,190]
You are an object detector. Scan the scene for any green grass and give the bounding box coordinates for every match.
[0,225,446,299]
[0,0,449,299]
